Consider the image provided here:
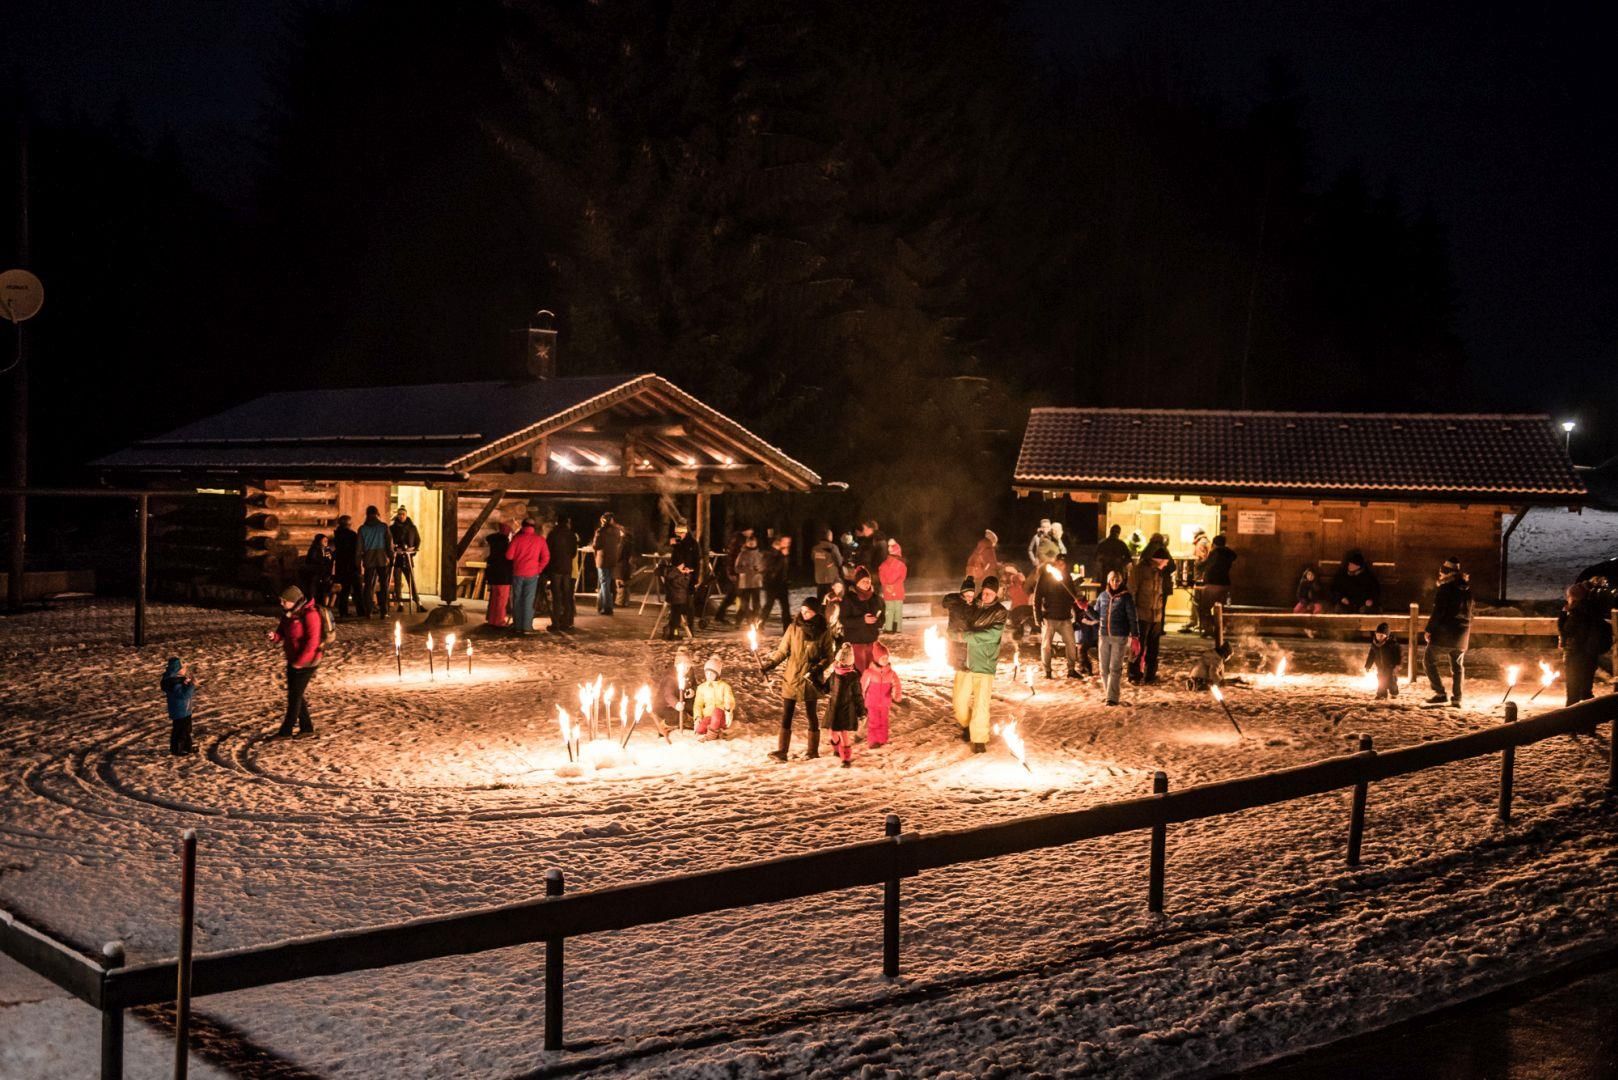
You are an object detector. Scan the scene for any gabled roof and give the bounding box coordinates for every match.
[95,374,821,489]
[1014,409,1583,503]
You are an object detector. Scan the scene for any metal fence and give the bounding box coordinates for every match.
[3,695,1616,1079]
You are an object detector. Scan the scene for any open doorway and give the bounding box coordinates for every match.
[1101,495,1221,620]
[393,485,443,600]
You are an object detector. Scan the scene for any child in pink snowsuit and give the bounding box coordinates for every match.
[860,641,903,748]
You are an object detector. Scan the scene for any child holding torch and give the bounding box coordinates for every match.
[1365,622,1403,699]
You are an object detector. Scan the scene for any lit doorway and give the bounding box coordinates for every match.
[1101,495,1221,621]
[392,485,443,599]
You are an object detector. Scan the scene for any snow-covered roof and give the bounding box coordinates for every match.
[95,374,822,489]
[1015,409,1584,503]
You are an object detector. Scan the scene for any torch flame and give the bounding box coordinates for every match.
[425,631,434,650]
[747,625,759,652]
[1275,657,1288,679]
[1538,660,1556,687]
[1210,684,1225,702]
[604,684,616,710]
[394,621,401,648]
[992,720,1031,772]
[556,706,570,739]
[1360,671,1378,691]
[444,633,456,658]
[923,625,949,671]
[1506,664,1519,687]
[1046,565,1062,581]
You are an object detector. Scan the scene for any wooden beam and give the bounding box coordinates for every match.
[456,491,505,559]
[622,436,635,478]
[440,488,460,603]
[463,473,704,495]
[567,420,687,438]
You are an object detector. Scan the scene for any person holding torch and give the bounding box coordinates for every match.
[946,576,1008,752]
[761,596,835,762]
[1422,558,1474,707]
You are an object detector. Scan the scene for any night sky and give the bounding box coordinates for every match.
[6,0,1615,457]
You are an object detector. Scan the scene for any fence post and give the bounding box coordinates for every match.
[1213,604,1224,648]
[1148,771,1168,913]
[544,869,564,1052]
[135,494,149,648]
[1347,734,1374,866]
[175,829,197,1080]
[1609,710,1617,792]
[1499,703,1517,823]
[1407,603,1420,685]
[99,941,125,1080]
[883,814,901,978]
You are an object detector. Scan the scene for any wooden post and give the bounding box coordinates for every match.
[1407,602,1420,685]
[100,941,125,1080]
[1347,734,1373,866]
[1610,712,1618,793]
[1213,604,1224,648]
[883,814,901,978]
[1499,703,1517,822]
[544,869,564,1052]
[439,488,459,606]
[175,829,197,1080]
[1610,610,1618,688]
[135,495,149,647]
[1148,771,1168,913]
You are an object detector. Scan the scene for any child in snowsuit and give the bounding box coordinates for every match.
[824,643,867,767]
[860,641,903,748]
[1365,622,1402,699]
[1186,642,1232,692]
[693,656,736,739]
[161,656,198,755]
[1073,595,1099,677]
[655,647,696,731]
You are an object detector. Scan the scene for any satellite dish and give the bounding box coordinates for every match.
[0,269,44,323]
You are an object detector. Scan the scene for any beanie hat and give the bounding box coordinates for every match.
[1374,622,1390,635]
[984,529,998,545]
[854,566,873,587]
[279,585,304,603]
[981,574,1000,592]
[872,641,890,665]
[704,655,723,676]
[834,643,854,667]
[164,657,183,677]
[960,576,976,592]
[1441,557,1463,574]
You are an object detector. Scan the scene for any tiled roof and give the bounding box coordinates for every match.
[1014,409,1584,502]
[94,374,821,487]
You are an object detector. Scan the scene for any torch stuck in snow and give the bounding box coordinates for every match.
[1500,664,1519,704]
[1210,684,1244,736]
[444,633,457,677]
[993,720,1033,774]
[425,631,435,679]
[558,706,573,763]
[466,640,473,676]
[394,621,402,679]
[675,661,689,730]
[1527,661,1559,703]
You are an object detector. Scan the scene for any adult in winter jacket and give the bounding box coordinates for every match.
[1027,520,1054,569]
[839,567,886,671]
[268,585,323,736]
[301,534,334,609]
[505,519,550,635]
[1422,558,1474,705]
[1003,565,1035,642]
[1034,558,1080,679]
[810,530,843,602]
[546,517,579,631]
[1558,583,1611,706]
[357,506,393,619]
[951,577,1007,750]
[1095,570,1140,706]
[1331,551,1382,613]
[1197,535,1237,637]
[823,643,867,767]
[762,535,794,630]
[1129,549,1172,684]
[389,508,424,613]
[1095,525,1132,584]
[878,539,908,633]
[733,536,766,621]
[762,596,836,761]
[1364,623,1402,699]
[714,528,752,624]
[331,515,361,618]
[591,513,627,615]
[965,530,999,585]
[160,656,198,756]
[484,523,513,628]
[668,522,703,590]
[855,521,888,596]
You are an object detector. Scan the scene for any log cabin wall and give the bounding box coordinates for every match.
[1217,496,1505,609]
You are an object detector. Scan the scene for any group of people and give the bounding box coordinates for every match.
[300,505,426,619]
[482,511,632,635]
[1295,550,1384,614]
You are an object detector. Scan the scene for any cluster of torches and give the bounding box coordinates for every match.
[1499,660,1560,704]
[393,621,472,679]
[557,678,661,761]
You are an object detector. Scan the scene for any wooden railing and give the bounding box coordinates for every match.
[5,696,1617,1079]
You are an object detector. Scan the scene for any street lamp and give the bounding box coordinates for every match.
[1562,420,1576,453]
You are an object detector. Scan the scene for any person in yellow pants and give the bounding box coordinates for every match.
[944,575,1008,752]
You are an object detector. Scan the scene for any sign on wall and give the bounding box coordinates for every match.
[1237,509,1276,535]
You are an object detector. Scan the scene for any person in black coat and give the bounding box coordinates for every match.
[331,515,361,618]
[484,523,514,628]
[301,534,335,608]
[1197,535,1237,637]
[1034,557,1080,678]
[1094,524,1131,584]
[762,535,794,631]
[838,567,885,671]
[1331,550,1382,613]
[1422,558,1474,706]
[1364,622,1402,699]
[546,517,579,632]
[1559,582,1612,706]
[854,521,887,596]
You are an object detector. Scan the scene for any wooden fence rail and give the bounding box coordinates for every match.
[4,695,1616,1078]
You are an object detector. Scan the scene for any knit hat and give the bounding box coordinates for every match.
[704,655,723,676]
[1049,522,1063,538]
[834,643,854,667]
[984,529,998,544]
[279,585,304,603]
[1373,622,1390,635]
[854,566,873,587]
[980,575,1000,592]
[872,641,891,665]
[1441,557,1463,575]
[164,657,182,677]
[960,576,976,592]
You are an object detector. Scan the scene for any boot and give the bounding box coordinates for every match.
[970,742,987,753]
[805,726,820,759]
[768,725,791,762]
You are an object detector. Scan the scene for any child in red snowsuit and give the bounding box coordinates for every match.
[860,641,902,748]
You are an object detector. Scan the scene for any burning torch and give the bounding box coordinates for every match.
[1527,661,1559,703]
[394,620,402,679]
[1210,684,1244,736]
[1500,664,1519,704]
[444,633,457,677]
[425,631,435,679]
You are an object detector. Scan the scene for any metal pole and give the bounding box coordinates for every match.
[136,495,149,648]
[1408,603,1420,685]
[883,814,901,978]
[175,829,196,1080]
[5,116,27,613]
[1348,735,1373,866]
[1148,771,1168,913]
[100,941,125,1080]
[544,869,564,1052]
[1499,703,1517,823]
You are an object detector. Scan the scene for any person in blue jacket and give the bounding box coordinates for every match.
[1094,570,1140,706]
[161,656,198,756]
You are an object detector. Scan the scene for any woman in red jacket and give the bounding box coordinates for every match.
[268,585,324,736]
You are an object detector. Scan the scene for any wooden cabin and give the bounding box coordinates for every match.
[95,373,822,606]
[1013,409,1584,611]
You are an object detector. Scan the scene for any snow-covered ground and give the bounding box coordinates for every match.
[1508,506,1618,599]
[1,598,1615,1078]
